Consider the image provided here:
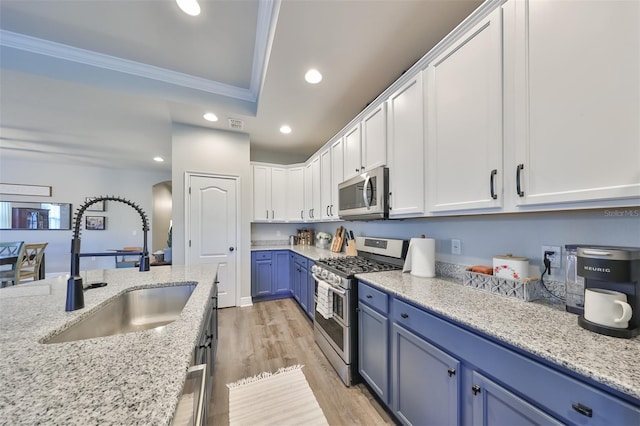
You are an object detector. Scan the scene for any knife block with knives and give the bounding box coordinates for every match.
[345,229,357,256]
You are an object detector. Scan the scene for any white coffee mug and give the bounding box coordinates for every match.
[584,288,633,329]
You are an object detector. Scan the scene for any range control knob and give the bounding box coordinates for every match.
[311,265,319,274]
[333,275,343,286]
[328,273,338,284]
[320,269,329,279]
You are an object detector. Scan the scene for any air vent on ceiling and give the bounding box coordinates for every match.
[228,118,244,130]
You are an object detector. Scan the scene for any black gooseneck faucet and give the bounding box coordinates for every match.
[66,196,150,311]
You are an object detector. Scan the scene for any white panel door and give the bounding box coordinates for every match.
[286,167,304,221]
[330,138,344,219]
[304,162,313,222]
[362,103,387,172]
[343,124,362,180]
[311,155,321,221]
[506,0,640,206]
[320,148,332,220]
[188,174,237,308]
[427,8,503,212]
[270,167,287,221]
[252,165,270,221]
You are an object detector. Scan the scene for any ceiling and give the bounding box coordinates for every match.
[0,0,483,172]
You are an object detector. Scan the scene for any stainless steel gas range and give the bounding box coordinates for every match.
[311,236,408,386]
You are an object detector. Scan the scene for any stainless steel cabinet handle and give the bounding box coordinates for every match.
[330,205,333,216]
[326,205,330,216]
[516,164,525,197]
[301,210,304,220]
[572,403,593,418]
[266,210,269,219]
[271,210,274,219]
[490,169,498,200]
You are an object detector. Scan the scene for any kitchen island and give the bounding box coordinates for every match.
[356,270,640,422]
[0,264,218,425]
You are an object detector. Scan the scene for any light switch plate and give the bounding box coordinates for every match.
[452,239,461,255]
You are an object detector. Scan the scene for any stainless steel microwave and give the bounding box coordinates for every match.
[338,166,389,220]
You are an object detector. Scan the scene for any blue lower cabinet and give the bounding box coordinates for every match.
[358,302,389,404]
[306,265,315,319]
[471,372,562,426]
[391,322,460,426]
[251,250,290,299]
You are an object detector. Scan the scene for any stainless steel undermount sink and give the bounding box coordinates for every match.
[43,283,197,344]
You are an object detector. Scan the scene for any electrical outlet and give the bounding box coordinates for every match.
[542,245,562,269]
[451,239,461,255]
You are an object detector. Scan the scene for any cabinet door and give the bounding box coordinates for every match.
[427,8,503,212]
[343,124,362,180]
[251,253,272,297]
[306,265,315,319]
[387,73,425,217]
[272,251,290,294]
[392,323,460,426]
[304,162,313,222]
[252,165,271,221]
[359,302,389,404]
[292,258,302,303]
[320,148,332,220]
[330,138,344,219]
[298,262,308,312]
[286,167,304,221]
[471,372,562,426]
[504,0,640,206]
[362,103,387,172]
[270,167,287,221]
[311,155,321,221]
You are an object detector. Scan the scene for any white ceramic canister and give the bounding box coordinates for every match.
[493,255,529,280]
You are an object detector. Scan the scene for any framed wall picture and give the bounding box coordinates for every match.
[85,197,105,211]
[85,216,106,230]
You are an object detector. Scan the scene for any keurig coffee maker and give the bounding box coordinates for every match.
[577,246,640,338]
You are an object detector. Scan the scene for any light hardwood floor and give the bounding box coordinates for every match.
[208,297,396,425]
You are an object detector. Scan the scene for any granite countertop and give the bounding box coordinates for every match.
[251,244,348,261]
[355,270,640,402]
[0,264,218,425]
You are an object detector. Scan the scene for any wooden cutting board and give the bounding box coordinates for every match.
[331,227,344,253]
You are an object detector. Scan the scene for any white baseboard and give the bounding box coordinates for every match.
[239,296,253,307]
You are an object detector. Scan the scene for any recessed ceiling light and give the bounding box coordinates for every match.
[153,157,164,162]
[305,69,322,84]
[176,0,200,16]
[203,112,218,122]
[280,125,292,134]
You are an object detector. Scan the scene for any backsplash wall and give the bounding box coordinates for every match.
[254,208,640,279]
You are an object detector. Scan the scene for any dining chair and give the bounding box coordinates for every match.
[17,242,48,283]
[0,241,25,287]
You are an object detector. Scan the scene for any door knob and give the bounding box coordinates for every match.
[229,247,235,252]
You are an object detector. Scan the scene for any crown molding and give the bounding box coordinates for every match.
[0,29,255,102]
[251,0,280,100]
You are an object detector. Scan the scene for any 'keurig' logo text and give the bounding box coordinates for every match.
[583,266,611,273]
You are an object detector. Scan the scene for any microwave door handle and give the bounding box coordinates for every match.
[363,175,371,209]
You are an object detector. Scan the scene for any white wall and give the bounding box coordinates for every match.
[309,208,640,277]
[0,158,170,274]
[171,123,252,301]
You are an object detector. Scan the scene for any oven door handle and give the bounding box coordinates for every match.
[329,286,346,296]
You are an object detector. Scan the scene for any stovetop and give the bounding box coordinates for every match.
[316,256,401,277]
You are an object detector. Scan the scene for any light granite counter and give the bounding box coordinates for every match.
[0,264,218,425]
[355,270,640,403]
[251,244,348,261]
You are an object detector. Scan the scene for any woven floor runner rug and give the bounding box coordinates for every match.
[226,364,329,426]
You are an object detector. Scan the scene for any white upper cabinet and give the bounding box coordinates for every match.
[387,73,425,217]
[252,165,287,222]
[343,124,362,180]
[304,155,322,221]
[286,167,304,222]
[503,0,640,207]
[320,138,344,220]
[331,138,344,219]
[343,105,388,181]
[426,8,503,213]
[362,103,387,172]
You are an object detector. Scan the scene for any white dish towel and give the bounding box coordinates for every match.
[316,280,333,319]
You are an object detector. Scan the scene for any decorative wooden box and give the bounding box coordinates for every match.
[463,268,543,302]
